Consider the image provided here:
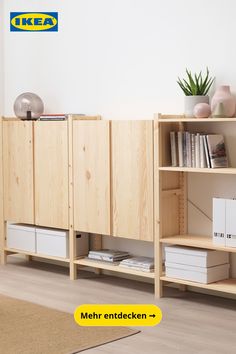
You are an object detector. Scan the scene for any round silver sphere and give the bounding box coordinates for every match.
[14,92,44,120]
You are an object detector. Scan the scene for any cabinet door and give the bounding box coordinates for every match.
[111,121,154,241]
[73,121,110,234]
[34,121,69,229]
[3,121,34,224]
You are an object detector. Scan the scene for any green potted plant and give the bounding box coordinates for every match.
[177,68,214,117]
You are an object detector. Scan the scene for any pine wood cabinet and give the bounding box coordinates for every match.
[73,121,110,234]
[34,121,69,229]
[3,121,34,224]
[111,121,154,241]
[1,117,154,285]
[2,120,69,229]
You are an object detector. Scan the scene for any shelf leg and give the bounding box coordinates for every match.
[0,250,7,265]
[179,284,187,292]
[70,262,77,280]
[25,255,33,261]
[155,279,163,298]
[69,228,77,280]
[94,268,102,275]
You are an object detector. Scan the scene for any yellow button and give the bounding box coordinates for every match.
[74,304,162,327]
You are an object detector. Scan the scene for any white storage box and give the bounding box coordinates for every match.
[165,246,229,267]
[165,262,230,284]
[36,228,69,258]
[226,199,236,247]
[7,223,36,252]
[213,198,226,246]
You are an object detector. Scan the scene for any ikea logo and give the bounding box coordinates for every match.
[10,12,58,32]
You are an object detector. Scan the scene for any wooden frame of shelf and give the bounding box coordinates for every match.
[160,276,236,295]
[160,235,236,253]
[155,113,236,298]
[159,167,236,174]
[4,247,70,263]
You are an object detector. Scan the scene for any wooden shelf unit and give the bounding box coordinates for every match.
[0,116,155,288]
[155,113,236,298]
[74,257,155,279]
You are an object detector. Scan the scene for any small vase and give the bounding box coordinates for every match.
[193,103,211,118]
[184,95,209,117]
[211,85,235,118]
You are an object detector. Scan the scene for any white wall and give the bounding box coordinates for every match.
[2,1,236,272]
[3,0,236,118]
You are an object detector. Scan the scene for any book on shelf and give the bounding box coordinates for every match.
[191,133,195,168]
[206,134,228,168]
[119,256,154,272]
[170,131,178,167]
[85,257,120,265]
[177,131,184,167]
[203,135,211,168]
[170,131,228,169]
[88,249,130,263]
[186,132,191,167]
[195,133,200,168]
[200,135,207,168]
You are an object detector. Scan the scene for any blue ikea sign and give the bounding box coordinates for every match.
[10,12,58,32]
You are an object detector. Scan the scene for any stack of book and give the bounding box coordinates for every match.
[87,249,130,263]
[170,131,228,168]
[119,256,154,273]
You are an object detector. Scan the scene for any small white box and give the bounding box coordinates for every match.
[213,198,226,246]
[165,246,229,267]
[7,223,36,252]
[36,228,69,258]
[226,199,236,247]
[36,228,89,258]
[165,262,230,284]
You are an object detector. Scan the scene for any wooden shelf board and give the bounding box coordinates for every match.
[74,258,155,279]
[160,234,236,253]
[159,167,236,174]
[4,248,70,263]
[161,276,236,294]
[158,117,236,123]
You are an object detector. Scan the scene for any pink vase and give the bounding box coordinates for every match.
[211,85,236,117]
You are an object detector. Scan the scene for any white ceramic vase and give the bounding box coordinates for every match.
[184,95,209,117]
[211,85,236,118]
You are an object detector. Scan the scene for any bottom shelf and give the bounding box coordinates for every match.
[4,247,70,263]
[161,276,236,295]
[75,257,155,279]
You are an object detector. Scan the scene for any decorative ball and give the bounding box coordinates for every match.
[193,103,211,118]
[14,92,44,120]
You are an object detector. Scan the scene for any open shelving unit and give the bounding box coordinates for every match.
[155,113,236,298]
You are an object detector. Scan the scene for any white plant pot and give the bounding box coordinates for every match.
[184,96,209,117]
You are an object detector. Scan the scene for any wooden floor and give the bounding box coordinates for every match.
[0,256,236,354]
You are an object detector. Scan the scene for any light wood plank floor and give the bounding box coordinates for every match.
[0,256,236,354]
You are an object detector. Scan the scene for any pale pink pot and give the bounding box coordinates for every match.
[193,103,211,118]
[211,85,236,117]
